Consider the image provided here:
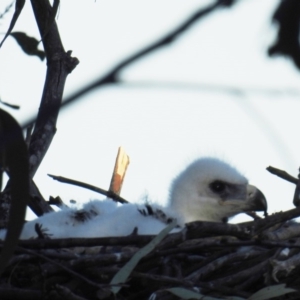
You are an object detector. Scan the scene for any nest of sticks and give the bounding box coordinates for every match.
[0,202,300,299]
[1,165,300,300]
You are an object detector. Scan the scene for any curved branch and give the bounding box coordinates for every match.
[22,0,236,130]
[28,0,79,178]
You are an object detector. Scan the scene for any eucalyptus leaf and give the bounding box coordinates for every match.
[10,32,45,61]
[248,284,296,300]
[0,0,25,47]
[110,220,177,295]
[165,287,245,300]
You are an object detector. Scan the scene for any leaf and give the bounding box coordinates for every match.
[109,220,177,295]
[0,108,29,275]
[164,287,212,300]
[0,0,26,48]
[268,0,300,69]
[10,32,45,61]
[165,287,245,300]
[0,99,20,110]
[0,2,14,20]
[248,284,296,300]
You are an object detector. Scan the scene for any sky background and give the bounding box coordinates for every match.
[1,0,300,222]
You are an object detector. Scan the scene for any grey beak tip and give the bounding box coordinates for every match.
[253,188,268,213]
[293,186,300,207]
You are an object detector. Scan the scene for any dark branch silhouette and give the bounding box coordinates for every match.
[22,0,237,130]
[48,174,128,204]
[267,166,298,184]
[29,0,79,178]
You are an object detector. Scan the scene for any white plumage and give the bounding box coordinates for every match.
[169,158,266,223]
[8,200,180,239]
[0,157,267,239]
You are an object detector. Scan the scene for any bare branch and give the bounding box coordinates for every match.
[28,0,79,178]
[48,174,129,204]
[266,166,298,184]
[22,0,237,130]
[18,246,108,290]
[242,206,300,234]
[0,2,14,19]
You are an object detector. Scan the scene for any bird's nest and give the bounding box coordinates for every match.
[1,165,300,300]
[1,207,300,300]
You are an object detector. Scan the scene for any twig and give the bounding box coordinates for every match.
[0,178,53,230]
[293,168,300,207]
[8,233,300,253]
[48,174,128,204]
[155,240,300,258]
[242,206,300,234]
[245,211,262,220]
[266,166,298,184]
[41,251,135,277]
[13,235,154,249]
[18,246,111,290]
[131,271,193,287]
[55,284,90,300]
[0,0,79,221]
[186,248,267,281]
[28,179,54,216]
[0,99,20,109]
[209,260,269,287]
[0,2,14,19]
[116,80,300,98]
[261,222,300,241]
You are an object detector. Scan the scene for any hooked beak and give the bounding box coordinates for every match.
[246,184,268,214]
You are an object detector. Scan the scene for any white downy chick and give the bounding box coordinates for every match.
[0,157,267,239]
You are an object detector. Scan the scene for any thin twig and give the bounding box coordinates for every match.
[17,246,116,290]
[266,166,298,184]
[244,211,262,220]
[116,80,300,98]
[55,284,91,300]
[5,232,300,252]
[242,206,300,234]
[13,235,154,249]
[48,174,128,204]
[0,2,14,19]
[209,260,269,287]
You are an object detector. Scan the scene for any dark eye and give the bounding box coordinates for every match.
[210,181,226,193]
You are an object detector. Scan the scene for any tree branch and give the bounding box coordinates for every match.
[48,174,128,204]
[22,0,236,130]
[0,0,80,219]
[28,0,79,178]
[266,166,298,184]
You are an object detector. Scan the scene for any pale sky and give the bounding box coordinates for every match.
[1,0,300,222]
